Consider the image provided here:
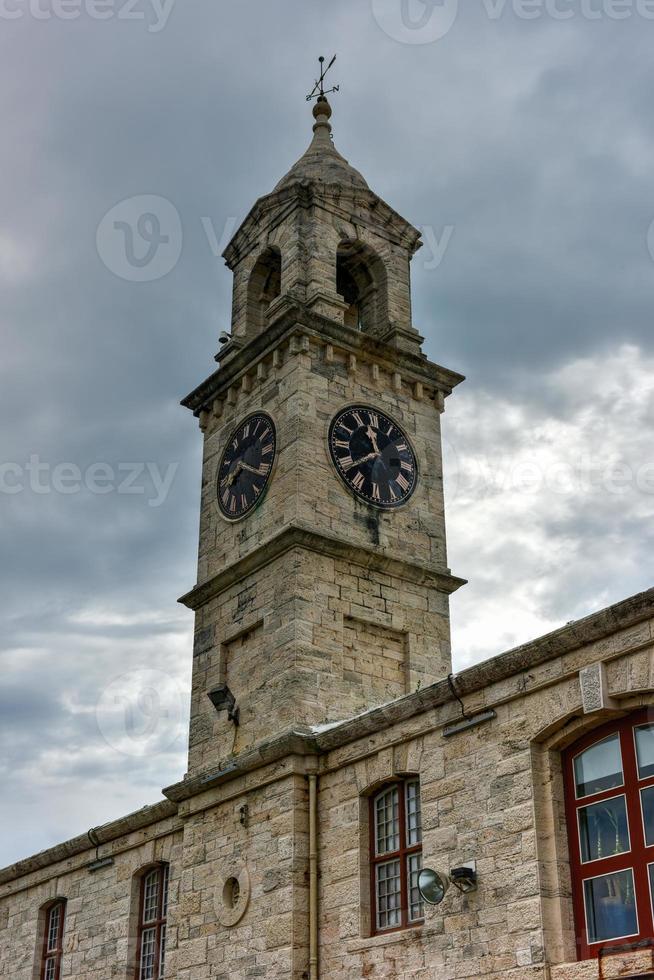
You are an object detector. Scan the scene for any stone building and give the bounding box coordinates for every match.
[1,93,654,980]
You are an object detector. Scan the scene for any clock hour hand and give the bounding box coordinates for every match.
[226,461,242,487]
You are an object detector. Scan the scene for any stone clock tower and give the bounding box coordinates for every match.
[180,94,465,776]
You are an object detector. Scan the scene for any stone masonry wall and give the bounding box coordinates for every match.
[315,614,654,980]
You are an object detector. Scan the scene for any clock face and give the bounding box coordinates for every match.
[329,405,418,509]
[217,413,276,520]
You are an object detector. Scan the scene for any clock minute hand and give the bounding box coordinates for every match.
[366,426,381,455]
[239,462,267,476]
[344,451,378,471]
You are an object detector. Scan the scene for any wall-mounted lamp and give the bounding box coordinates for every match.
[418,861,477,905]
[207,684,240,726]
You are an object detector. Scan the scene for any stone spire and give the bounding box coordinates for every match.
[274,95,369,191]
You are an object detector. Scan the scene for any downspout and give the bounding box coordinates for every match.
[308,772,319,980]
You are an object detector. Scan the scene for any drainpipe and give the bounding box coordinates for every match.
[308,772,319,980]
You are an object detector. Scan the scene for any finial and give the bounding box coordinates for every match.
[306,55,340,102]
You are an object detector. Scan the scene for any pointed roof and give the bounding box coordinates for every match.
[274,96,369,191]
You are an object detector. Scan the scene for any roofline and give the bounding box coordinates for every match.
[3,584,652,883]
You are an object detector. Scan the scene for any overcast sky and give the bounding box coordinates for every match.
[1,0,653,867]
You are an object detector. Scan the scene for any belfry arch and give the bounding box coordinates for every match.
[246,246,282,334]
[336,239,388,336]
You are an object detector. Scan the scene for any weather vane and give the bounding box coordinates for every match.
[306,55,340,102]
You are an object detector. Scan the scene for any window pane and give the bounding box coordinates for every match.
[574,734,623,798]
[140,926,157,980]
[649,864,654,913]
[635,725,654,780]
[376,859,401,931]
[159,923,166,979]
[161,865,170,918]
[47,904,61,952]
[44,958,57,980]
[405,781,422,847]
[583,869,637,944]
[642,786,654,847]
[143,870,160,923]
[578,796,630,863]
[375,787,400,856]
[407,852,424,922]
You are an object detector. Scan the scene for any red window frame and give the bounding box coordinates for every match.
[369,778,424,935]
[40,899,66,980]
[135,864,169,980]
[564,710,654,960]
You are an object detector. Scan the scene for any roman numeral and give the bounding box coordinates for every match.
[241,494,248,510]
[340,456,355,471]
[261,443,273,456]
[388,486,398,502]
[334,439,350,450]
[400,460,414,473]
[257,463,271,476]
[242,423,250,439]
[396,474,410,492]
[351,472,365,491]
[230,497,237,513]
[221,490,230,507]
[253,483,262,497]
[368,411,379,429]
[396,443,408,452]
[352,411,365,428]
[251,420,260,438]
[338,423,354,436]
[372,483,381,502]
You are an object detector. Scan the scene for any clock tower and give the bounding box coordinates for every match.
[180,93,465,777]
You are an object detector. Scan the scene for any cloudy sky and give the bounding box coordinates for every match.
[1,0,653,867]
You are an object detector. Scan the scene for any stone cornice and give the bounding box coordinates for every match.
[223,181,422,269]
[0,800,178,886]
[181,300,464,416]
[178,523,467,611]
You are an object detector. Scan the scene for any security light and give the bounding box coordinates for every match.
[417,868,450,906]
[207,684,240,726]
[418,862,477,905]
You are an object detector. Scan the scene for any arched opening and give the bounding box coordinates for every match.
[247,247,282,334]
[336,241,388,336]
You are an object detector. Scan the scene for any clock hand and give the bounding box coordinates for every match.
[239,462,268,476]
[366,426,381,455]
[344,452,378,471]
[226,461,243,487]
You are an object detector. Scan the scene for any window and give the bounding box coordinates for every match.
[136,864,169,980]
[369,778,423,934]
[40,900,66,980]
[564,711,654,959]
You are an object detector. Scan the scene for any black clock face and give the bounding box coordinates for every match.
[217,413,276,520]
[329,405,418,509]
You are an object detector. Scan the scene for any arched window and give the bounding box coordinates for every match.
[564,710,654,959]
[369,778,423,934]
[136,864,169,980]
[246,247,281,334]
[40,899,66,980]
[337,241,388,336]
